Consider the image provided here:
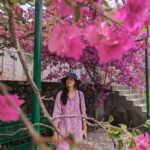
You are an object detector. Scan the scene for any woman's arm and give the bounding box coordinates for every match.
[52,91,62,140]
[80,91,87,119]
[80,91,87,138]
[83,118,87,131]
[52,91,62,128]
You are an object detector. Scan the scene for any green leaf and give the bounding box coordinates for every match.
[135,129,142,135]
[119,124,127,130]
[132,131,138,137]
[74,7,80,22]
[9,0,18,3]
[145,120,150,126]
[118,138,123,150]
[108,128,122,138]
[129,138,136,148]
[74,3,84,22]
[64,0,71,6]
[108,115,114,123]
[22,17,27,24]
[144,124,149,128]
[19,0,27,4]
[44,0,51,7]
[71,145,78,150]
[2,0,11,9]
[103,0,110,8]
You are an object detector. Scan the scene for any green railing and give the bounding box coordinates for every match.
[0,114,54,150]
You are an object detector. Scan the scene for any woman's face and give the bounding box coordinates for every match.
[66,77,76,88]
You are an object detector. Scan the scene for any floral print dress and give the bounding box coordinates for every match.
[52,90,87,150]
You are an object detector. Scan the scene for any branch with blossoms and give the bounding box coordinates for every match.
[38,114,150,150]
[0,82,96,150]
[4,2,62,137]
[0,82,91,150]
[1,97,149,150]
[0,0,149,89]
[0,2,105,150]
[0,82,54,150]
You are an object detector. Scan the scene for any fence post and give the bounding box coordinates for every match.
[32,0,43,149]
[145,27,150,134]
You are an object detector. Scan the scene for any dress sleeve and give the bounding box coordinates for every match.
[80,91,87,117]
[52,91,62,127]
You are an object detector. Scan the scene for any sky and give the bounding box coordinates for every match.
[21,0,123,10]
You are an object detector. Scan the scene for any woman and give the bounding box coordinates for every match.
[52,72,87,149]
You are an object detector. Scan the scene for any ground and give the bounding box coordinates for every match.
[84,128,115,150]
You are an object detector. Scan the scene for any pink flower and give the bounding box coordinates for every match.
[48,25,64,54]
[84,22,133,64]
[97,32,133,64]
[136,133,150,150]
[144,14,150,26]
[64,37,84,59]
[16,30,24,38]
[48,24,84,60]
[13,4,24,15]
[127,133,150,150]
[80,7,90,17]
[84,22,109,45]
[0,26,5,35]
[115,0,150,31]
[57,0,74,16]
[76,0,84,2]
[0,94,24,122]
[57,0,86,17]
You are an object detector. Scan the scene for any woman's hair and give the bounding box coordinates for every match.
[61,80,78,105]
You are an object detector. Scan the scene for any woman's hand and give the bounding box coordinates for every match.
[83,128,87,139]
[52,132,58,144]
[83,119,87,139]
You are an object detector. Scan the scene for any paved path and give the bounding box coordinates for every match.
[83,128,116,150]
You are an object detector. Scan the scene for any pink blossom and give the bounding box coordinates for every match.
[48,25,64,54]
[48,24,84,60]
[144,14,150,26]
[97,32,133,64]
[136,133,150,150]
[84,22,133,64]
[127,133,150,150]
[13,4,24,18]
[76,0,84,2]
[57,0,74,16]
[0,26,5,35]
[15,30,24,38]
[64,37,84,59]
[0,94,24,122]
[57,0,86,17]
[80,7,90,17]
[83,22,109,45]
[115,0,150,31]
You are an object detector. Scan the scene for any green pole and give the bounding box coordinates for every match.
[32,0,43,149]
[145,27,150,133]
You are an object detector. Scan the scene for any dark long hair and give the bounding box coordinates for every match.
[61,81,78,105]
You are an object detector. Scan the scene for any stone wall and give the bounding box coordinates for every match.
[104,91,146,127]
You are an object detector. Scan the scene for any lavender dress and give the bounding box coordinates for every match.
[52,90,87,149]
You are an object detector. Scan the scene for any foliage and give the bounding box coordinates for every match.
[106,116,150,150]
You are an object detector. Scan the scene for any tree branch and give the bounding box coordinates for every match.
[6,4,62,137]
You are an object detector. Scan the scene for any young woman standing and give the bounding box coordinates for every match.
[52,72,87,149]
